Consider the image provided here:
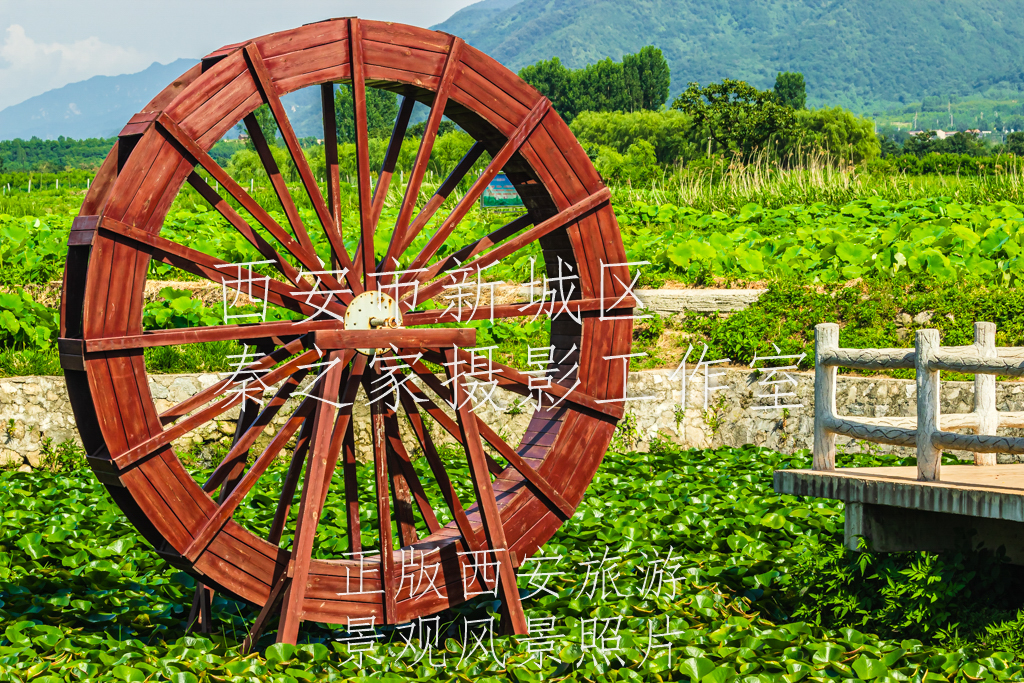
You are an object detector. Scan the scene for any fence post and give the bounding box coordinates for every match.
[974,322,997,466]
[814,323,839,470]
[916,329,941,481]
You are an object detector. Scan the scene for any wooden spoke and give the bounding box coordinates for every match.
[384,142,486,270]
[241,571,289,655]
[395,357,571,518]
[401,188,612,310]
[316,354,368,531]
[184,396,316,562]
[445,347,527,635]
[367,370,418,547]
[394,360,503,477]
[242,111,314,254]
[389,39,465,264]
[370,94,417,234]
[393,381,481,552]
[384,408,442,535]
[221,395,263,497]
[268,414,315,547]
[186,172,306,288]
[155,114,354,301]
[406,98,551,273]
[403,213,532,291]
[200,360,319,496]
[158,338,306,425]
[349,18,375,291]
[341,410,361,553]
[243,43,355,279]
[422,347,624,420]
[277,350,346,644]
[321,84,342,232]
[313,327,475,350]
[111,347,321,470]
[369,367,398,622]
[85,319,338,353]
[403,297,636,327]
[95,215,347,320]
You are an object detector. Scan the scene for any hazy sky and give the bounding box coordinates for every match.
[0,0,479,111]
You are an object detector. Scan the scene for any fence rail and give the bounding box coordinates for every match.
[814,322,1024,481]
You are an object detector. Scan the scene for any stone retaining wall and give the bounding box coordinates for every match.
[5,368,1024,469]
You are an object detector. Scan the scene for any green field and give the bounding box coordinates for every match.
[6,153,1024,679]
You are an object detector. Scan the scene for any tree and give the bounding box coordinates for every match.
[570,109,693,165]
[519,57,575,121]
[672,79,795,158]
[573,58,630,117]
[334,85,399,143]
[774,72,806,110]
[878,135,902,158]
[1006,131,1024,157]
[250,104,279,147]
[789,107,880,163]
[623,46,671,111]
[406,120,457,139]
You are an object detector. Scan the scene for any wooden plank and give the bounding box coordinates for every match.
[407,213,532,289]
[155,114,352,303]
[390,39,464,257]
[362,40,448,78]
[264,38,350,84]
[112,348,320,469]
[404,188,611,310]
[313,327,475,350]
[448,348,527,634]
[322,84,342,235]
[244,43,355,276]
[370,94,416,236]
[370,370,398,622]
[277,350,345,644]
[349,18,376,291]
[268,412,314,547]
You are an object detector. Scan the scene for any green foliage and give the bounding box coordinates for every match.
[570,109,693,165]
[518,56,576,121]
[791,107,880,163]
[519,47,671,121]
[774,72,806,110]
[0,136,115,173]
[142,288,222,330]
[0,214,71,285]
[406,119,457,139]
[334,85,400,142]
[622,46,672,111]
[3,445,1024,679]
[246,104,279,147]
[1006,131,1024,157]
[672,79,796,159]
[903,130,990,158]
[624,196,1024,287]
[0,288,57,350]
[37,438,87,474]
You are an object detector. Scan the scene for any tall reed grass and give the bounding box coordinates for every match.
[617,150,1024,212]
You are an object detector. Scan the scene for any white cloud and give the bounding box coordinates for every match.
[0,24,152,111]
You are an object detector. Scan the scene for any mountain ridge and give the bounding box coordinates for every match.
[433,0,1024,112]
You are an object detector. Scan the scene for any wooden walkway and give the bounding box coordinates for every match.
[774,465,1024,522]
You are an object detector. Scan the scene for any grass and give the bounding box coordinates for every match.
[618,151,1024,213]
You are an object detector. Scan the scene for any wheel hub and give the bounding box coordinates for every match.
[344,290,403,355]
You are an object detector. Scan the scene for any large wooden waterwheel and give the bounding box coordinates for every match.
[59,18,633,645]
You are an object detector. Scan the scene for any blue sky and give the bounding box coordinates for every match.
[0,0,479,111]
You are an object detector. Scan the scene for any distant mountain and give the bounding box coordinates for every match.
[0,58,339,143]
[0,59,199,141]
[432,0,1024,112]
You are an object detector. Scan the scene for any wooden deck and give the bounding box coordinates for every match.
[774,465,1024,522]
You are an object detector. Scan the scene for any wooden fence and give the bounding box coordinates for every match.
[814,322,1024,481]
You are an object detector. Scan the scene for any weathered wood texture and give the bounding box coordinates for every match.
[61,18,630,642]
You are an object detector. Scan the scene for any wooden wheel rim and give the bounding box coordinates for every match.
[61,18,633,628]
